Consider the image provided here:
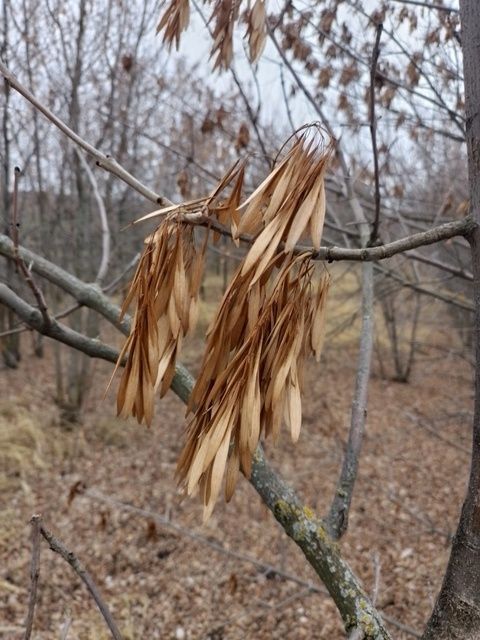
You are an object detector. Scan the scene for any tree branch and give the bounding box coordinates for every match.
[11,167,51,328]
[326,261,374,538]
[24,515,41,640]
[0,59,169,207]
[0,234,130,335]
[251,447,391,639]
[39,520,123,640]
[391,0,459,12]
[147,213,473,263]
[368,24,383,245]
[74,149,110,284]
[0,284,121,363]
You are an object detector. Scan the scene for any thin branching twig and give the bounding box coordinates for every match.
[11,167,51,328]
[369,24,383,245]
[39,522,123,640]
[24,515,41,640]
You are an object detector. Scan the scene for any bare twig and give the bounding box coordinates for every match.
[0,235,130,336]
[102,253,140,294]
[372,552,381,606]
[39,522,123,640]
[24,515,41,640]
[225,587,313,629]
[386,491,453,542]
[405,411,470,455]
[162,213,474,263]
[11,167,51,327]
[327,260,374,538]
[391,0,459,12]
[369,24,383,245]
[0,60,169,207]
[0,301,83,339]
[374,262,473,311]
[74,149,110,284]
[60,615,72,640]
[84,489,324,594]
[0,284,121,363]
[407,250,473,281]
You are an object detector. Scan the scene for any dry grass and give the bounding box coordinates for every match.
[0,398,58,492]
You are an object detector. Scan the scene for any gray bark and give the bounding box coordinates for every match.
[422,2,480,638]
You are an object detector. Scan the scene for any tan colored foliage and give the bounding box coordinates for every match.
[113,220,205,426]
[156,0,267,69]
[114,128,332,516]
[156,0,190,50]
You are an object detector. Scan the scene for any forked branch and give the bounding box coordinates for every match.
[24,515,41,640]
[39,519,123,640]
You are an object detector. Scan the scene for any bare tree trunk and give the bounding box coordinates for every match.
[0,0,20,368]
[423,2,480,637]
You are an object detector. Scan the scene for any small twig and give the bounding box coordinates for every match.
[0,301,82,339]
[405,411,470,455]
[0,60,169,207]
[24,515,42,640]
[386,491,453,541]
[280,66,296,133]
[372,552,381,606]
[326,260,374,539]
[369,23,383,245]
[11,167,51,328]
[391,0,459,12]
[170,213,473,263]
[225,586,313,629]
[84,489,322,594]
[59,613,72,640]
[407,250,473,281]
[102,253,140,294]
[39,523,123,640]
[74,149,110,284]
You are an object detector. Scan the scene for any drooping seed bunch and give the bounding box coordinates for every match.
[111,219,205,426]
[177,254,330,519]
[113,126,333,517]
[110,162,245,426]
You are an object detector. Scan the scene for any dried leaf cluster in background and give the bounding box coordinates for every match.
[114,128,332,516]
[245,0,267,64]
[157,0,267,69]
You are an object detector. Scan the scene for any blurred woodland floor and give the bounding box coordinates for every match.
[0,274,474,640]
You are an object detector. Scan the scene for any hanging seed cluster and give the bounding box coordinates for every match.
[114,129,332,517]
[111,163,245,427]
[177,255,330,519]
[111,220,205,425]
